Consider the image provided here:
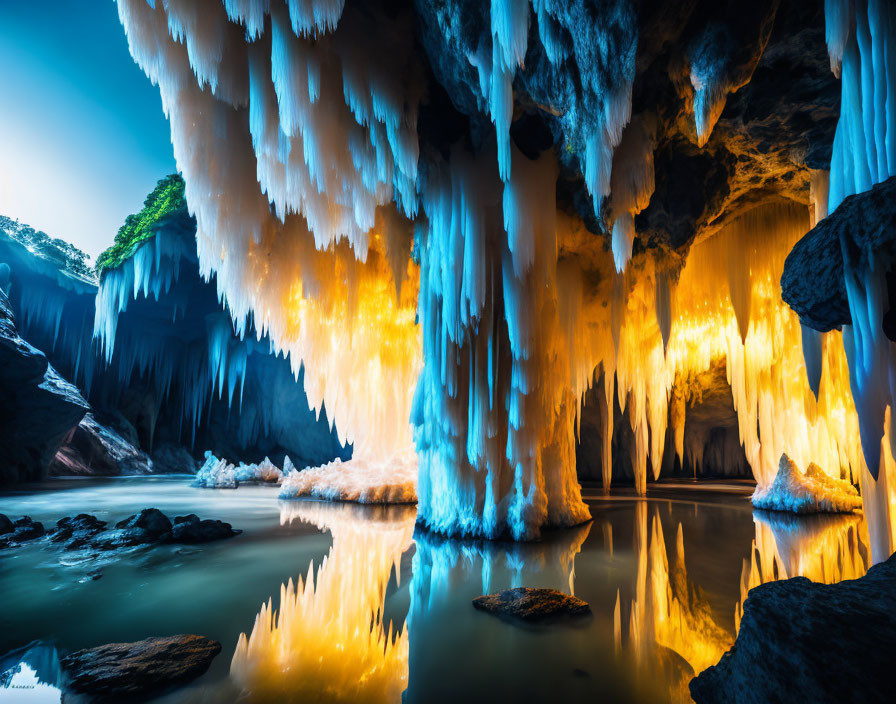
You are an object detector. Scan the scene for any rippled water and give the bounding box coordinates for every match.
[0,477,873,703]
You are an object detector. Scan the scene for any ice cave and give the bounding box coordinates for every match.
[1,0,895,701]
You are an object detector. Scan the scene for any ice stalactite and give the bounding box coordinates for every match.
[116,0,422,465]
[582,202,864,495]
[231,502,414,703]
[824,0,896,560]
[608,114,657,273]
[413,145,591,539]
[92,224,344,464]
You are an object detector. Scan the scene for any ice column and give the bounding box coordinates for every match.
[414,145,591,540]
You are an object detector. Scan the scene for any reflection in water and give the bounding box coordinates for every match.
[406,523,593,703]
[230,502,416,703]
[618,503,732,703]
[619,501,875,703]
[736,509,871,630]
[0,642,62,703]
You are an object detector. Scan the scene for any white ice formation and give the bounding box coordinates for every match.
[114,0,894,543]
[279,449,417,504]
[194,452,239,488]
[752,454,862,514]
[194,451,287,488]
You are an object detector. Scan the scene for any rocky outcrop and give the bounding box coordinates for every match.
[690,553,896,704]
[1,204,348,480]
[2,509,239,551]
[61,634,221,700]
[0,289,88,483]
[472,587,591,623]
[0,516,46,548]
[782,174,896,334]
[49,413,152,476]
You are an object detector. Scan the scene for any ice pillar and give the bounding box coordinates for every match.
[413,145,591,540]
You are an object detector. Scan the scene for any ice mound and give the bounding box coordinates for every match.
[279,449,417,504]
[234,457,282,485]
[751,454,862,514]
[194,452,288,489]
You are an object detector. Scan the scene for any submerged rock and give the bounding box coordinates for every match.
[49,514,108,550]
[61,634,221,700]
[115,508,173,536]
[170,515,239,543]
[752,454,862,514]
[0,516,46,548]
[690,553,896,704]
[472,587,591,622]
[85,509,238,550]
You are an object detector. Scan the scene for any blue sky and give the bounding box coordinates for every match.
[0,0,175,260]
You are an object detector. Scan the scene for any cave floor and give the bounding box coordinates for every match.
[0,476,870,703]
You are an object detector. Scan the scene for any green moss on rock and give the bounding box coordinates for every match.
[96,174,187,274]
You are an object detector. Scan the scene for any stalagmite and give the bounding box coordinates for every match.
[751,454,862,514]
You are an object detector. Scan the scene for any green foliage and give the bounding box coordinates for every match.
[96,174,187,274]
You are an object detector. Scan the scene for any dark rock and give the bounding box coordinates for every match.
[0,289,88,483]
[49,413,152,477]
[0,513,12,534]
[89,527,155,550]
[60,634,221,700]
[472,587,591,622]
[50,514,108,549]
[115,508,172,536]
[782,174,896,334]
[170,516,239,543]
[689,552,896,704]
[174,513,200,525]
[0,516,46,548]
[151,443,197,474]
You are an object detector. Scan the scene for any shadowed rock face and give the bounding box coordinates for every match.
[61,634,221,700]
[473,587,591,622]
[49,413,152,477]
[690,552,896,704]
[782,174,896,334]
[0,289,88,483]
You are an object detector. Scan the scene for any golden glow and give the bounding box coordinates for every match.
[625,504,732,676]
[243,218,422,460]
[230,502,415,703]
[569,201,865,493]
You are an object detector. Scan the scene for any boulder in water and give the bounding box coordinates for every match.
[61,634,221,699]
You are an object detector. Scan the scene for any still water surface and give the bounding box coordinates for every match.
[0,477,872,703]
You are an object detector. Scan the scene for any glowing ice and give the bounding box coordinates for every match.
[279,449,417,504]
[751,454,862,514]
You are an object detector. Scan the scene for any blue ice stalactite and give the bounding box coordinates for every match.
[414,144,590,540]
[92,224,342,463]
[825,0,896,560]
